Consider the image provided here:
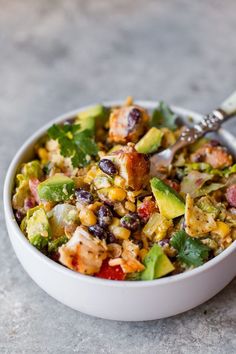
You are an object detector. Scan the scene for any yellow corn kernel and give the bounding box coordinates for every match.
[73,176,87,189]
[127,190,143,203]
[38,148,48,162]
[108,187,126,202]
[43,201,54,212]
[214,221,230,238]
[110,217,120,228]
[98,150,106,158]
[84,166,98,184]
[139,248,148,261]
[125,201,136,212]
[79,208,97,226]
[124,96,133,106]
[114,176,126,188]
[113,226,131,240]
[88,201,102,212]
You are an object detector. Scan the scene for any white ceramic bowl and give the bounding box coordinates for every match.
[4,101,236,321]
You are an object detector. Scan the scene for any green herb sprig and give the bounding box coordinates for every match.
[170,230,210,267]
[48,123,98,168]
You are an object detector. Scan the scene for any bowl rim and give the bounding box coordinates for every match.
[4,100,236,288]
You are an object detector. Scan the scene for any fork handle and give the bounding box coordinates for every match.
[179,90,236,145]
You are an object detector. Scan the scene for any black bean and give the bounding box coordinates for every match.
[15,210,24,224]
[134,239,143,249]
[75,189,94,205]
[64,118,75,125]
[88,225,107,240]
[209,139,220,147]
[98,159,117,176]
[97,205,113,228]
[158,238,170,247]
[120,213,140,231]
[127,108,141,132]
[106,231,117,244]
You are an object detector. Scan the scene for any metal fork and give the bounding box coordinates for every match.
[150,91,236,176]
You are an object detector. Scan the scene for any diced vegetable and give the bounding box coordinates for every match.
[140,244,175,280]
[180,171,212,196]
[37,175,75,202]
[48,235,69,253]
[151,178,185,219]
[95,259,125,280]
[21,160,43,180]
[143,212,172,241]
[135,127,163,154]
[26,206,51,250]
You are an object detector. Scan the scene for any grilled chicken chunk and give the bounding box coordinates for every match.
[110,145,150,190]
[190,143,233,169]
[58,226,107,275]
[109,105,149,144]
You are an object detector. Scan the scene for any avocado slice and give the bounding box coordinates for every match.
[76,105,108,132]
[135,127,163,154]
[151,177,185,219]
[26,206,51,250]
[140,244,174,280]
[37,175,75,202]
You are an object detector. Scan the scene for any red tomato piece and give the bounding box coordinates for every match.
[95,259,125,280]
[164,179,180,192]
[29,178,40,203]
[137,199,157,222]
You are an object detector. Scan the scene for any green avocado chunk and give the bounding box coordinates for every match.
[135,127,163,154]
[151,177,185,219]
[37,175,75,202]
[76,105,108,132]
[140,244,175,280]
[26,206,51,250]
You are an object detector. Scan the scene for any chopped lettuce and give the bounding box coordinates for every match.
[21,160,42,179]
[12,174,30,209]
[143,212,172,241]
[180,171,212,196]
[185,162,211,173]
[12,160,42,210]
[193,183,225,198]
[48,235,69,253]
[197,196,220,218]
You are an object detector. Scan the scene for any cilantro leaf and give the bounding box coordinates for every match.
[170,230,210,267]
[151,101,177,130]
[47,123,98,168]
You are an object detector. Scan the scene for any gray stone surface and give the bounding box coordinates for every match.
[0,0,236,353]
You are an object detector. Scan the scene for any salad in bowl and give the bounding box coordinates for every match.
[12,98,236,281]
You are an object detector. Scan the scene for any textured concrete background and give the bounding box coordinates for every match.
[1,0,236,353]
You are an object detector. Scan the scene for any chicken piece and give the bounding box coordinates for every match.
[58,226,107,275]
[109,240,145,273]
[109,105,149,144]
[190,143,233,169]
[185,194,216,237]
[110,145,150,190]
